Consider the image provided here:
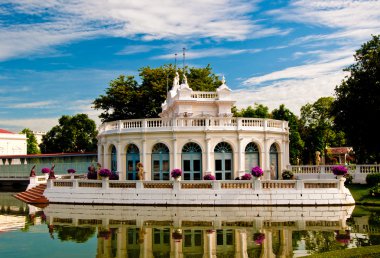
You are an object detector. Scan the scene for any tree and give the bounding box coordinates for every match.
[233,103,270,118]
[39,114,97,153]
[299,97,346,164]
[272,104,304,165]
[93,65,222,122]
[332,35,380,163]
[20,128,40,154]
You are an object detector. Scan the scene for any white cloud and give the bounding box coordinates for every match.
[0,0,286,61]
[243,55,352,85]
[155,48,262,60]
[0,117,59,132]
[7,101,55,109]
[233,71,347,116]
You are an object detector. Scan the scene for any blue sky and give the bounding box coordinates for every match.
[1,0,379,132]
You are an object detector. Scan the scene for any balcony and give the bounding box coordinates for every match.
[98,117,289,135]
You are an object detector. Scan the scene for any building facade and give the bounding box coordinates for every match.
[97,75,289,180]
[0,129,27,165]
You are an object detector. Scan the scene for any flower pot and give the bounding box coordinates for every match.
[254,176,261,181]
[336,175,344,180]
[174,176,181,181]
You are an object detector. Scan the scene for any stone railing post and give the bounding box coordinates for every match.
[47,179,53,189]
[102,178,109,189]
[173,180,180,191]
[253,180,261,191]
[73,179,78,189]
[338,177,346,193]
[212,181,221,190]
[296,180,304,190]
[136,181,143,189]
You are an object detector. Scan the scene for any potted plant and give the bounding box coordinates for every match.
[67,168,76,174]
[109,172,119,180]
[332,165,348,179]
[87,165,97,179]
[241,173,252,180]
[41,167,50,179]
[251,166,263,180]
[253,233,265,245]
[99,168,112,179]
[171,168,182,181]
[67,168,76,179]
[203,174,216,180]
[282,170,294,180]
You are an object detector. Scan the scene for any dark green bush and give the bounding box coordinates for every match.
[344,174,353,185]
[370,185,380,197]
[366,173,380,186]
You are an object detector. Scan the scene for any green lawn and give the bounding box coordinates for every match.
[347,184,380,205]
[301,245,380,258]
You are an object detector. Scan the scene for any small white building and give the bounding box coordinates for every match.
[97,74,290,180]
[0,129,27,165]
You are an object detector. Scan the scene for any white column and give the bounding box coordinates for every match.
[142,140,147,180]
[117,142,123,180]
[238,137,245,176]
[205,137,212,174]
[103,144,109,170]
[173,138,178,169]
[97,143,103,166]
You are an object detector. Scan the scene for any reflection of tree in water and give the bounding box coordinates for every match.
[53,225,96,243]
[295,231,345,254]
[369,212,380,229]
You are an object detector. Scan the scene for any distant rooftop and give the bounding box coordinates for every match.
[0,129,15,134]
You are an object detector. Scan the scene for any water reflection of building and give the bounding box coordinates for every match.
[44,205,354,258]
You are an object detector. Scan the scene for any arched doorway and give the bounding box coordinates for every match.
[245,142,260,173]
[152,143,170,180]
[126,144,140,180]
[214,142,233,180]
[182,142,202,180]
[111,145,117,172]
[269,143,279,179]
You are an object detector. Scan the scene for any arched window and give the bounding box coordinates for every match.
[270,144,279,179]
[152,143,170,180]
[126,144,140,180]
[182,142,202,180]
[214,142,233,180]
[245,142,260,172]
[111,145,117,172]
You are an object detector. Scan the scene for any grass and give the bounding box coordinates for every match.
[347,184,380,205]
[300,245,380,258]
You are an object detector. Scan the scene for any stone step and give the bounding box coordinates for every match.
[13,184,48,204]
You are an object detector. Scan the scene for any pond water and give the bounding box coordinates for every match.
[0,192,379,258]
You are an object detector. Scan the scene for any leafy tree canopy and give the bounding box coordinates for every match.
[39,114,97,153]
[300,97,346,164]
[20,128,40,154]
[332,35,380,163]
[233,103,270,118]
[93,64,222,122]
[272,104,304,165]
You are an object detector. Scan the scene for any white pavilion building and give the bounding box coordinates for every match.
[97,74,289,180]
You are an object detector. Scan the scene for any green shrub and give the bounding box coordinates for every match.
[366,173,380,186]
[344,174,353,185]
[282,170,294,180]
[370,185,380,197]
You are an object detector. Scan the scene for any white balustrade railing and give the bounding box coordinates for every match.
[191,92,218,99]
[98,117,288,133]
[46,178,344,192]
[288,164,380,184]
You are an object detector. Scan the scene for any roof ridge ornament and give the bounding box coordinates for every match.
[217,75,231,91]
